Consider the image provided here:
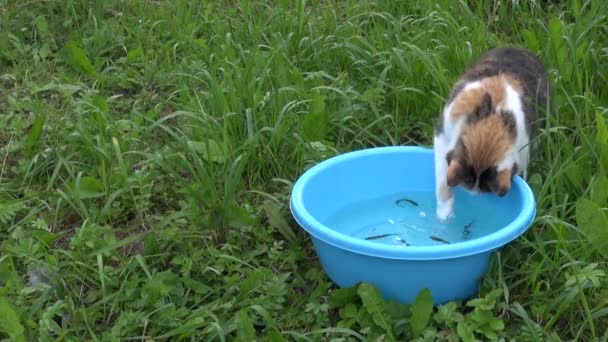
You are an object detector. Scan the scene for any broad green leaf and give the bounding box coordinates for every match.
[267,330,285,342]
[563,162,584,190]
[226,203,259,229]
[548,19,567,73]
[523,29,540,52]
[590,176,608,206]
[188,139,227,164]
[239,269,269,299]
[33,82,83,97]
[595,111,608,145]
[599,143,608,176]
[357,283,395,341]
[466,289,502,310]
[0,296,26,342]
[157,315,206,339]
[457,321,475,342]
[32,230,59,246]
[330,286,359,308]
[235,309,256,342]
[470,309,494,325]
[25,115,45,158]
[262,200,296,242]
[127,46,143,62]
[410,288,434,338]
[489,317,505,331]
[434,302,464,326]
[63,41,96,76]
[39,301,66,342]
[68,176,105,199]
[575,198,608,251]
[302,93,328,142]
[340,303,358,319]
[302,111,328,142]
[93,95,110,114]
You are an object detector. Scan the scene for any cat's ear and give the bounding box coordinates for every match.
[446,160,463,187]
[491,169,512,196]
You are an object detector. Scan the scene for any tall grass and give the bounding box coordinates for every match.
[0,0,607,340]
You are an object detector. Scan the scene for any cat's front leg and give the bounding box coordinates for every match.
[434,134,455,221]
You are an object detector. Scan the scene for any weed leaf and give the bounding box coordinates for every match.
[267,330,286,342]
[330,286,359,308]
[39,301,67,342]
[595,111,608,144]
[188,139,227,164]
[357,283,395,341]
[68,176,105,199]
[302,93,328,142]
[0,296,26,342]
[410,288,434,338]
[457,321,475,342]
[93,95,110,114]
[25,115,45,158]
[235,309,256,342]
[63,40,96,76]
[575,198,608,251]
[262,200,296,242]
[590,176,608,206]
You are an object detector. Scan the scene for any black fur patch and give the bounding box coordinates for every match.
[500,110,517,139]
[464,92,494,126]
[478,166,498,193]
[446,150,454,164]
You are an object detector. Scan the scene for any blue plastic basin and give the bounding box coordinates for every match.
[289,146,536,304]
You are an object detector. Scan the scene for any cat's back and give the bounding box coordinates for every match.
[451,47,548,103]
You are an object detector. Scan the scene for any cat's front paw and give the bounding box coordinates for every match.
[436,198,455,222]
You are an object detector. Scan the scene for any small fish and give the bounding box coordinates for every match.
[365,233,397,240]
[395,198,419,207]
[400,240,410,246]
[463,220,474,239]
[430,235,451,244]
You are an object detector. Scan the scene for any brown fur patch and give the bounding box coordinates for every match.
[495,169,512,195]
[450,87,485,119]
[502,74,523,93]
[480,77,505,106]
[450,75,524,121]
[446,161,461,188]
[461,115,513,175]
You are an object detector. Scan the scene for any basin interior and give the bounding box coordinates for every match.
[299,148,524,247]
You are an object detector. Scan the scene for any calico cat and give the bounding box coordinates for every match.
[433,47,549,221]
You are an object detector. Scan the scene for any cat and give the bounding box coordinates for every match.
[433,47,549,221]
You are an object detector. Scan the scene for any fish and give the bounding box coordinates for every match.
[430,235,451,244]
[365,234,410,246]
[395,198,419,207]
[463,220,474,239]
[365,233,397,240]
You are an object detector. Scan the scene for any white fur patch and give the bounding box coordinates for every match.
[504,83,530,177]
[434,102,466,221]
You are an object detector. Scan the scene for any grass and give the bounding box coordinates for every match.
[1,0,607,340]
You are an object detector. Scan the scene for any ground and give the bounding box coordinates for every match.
[1,0,607,341]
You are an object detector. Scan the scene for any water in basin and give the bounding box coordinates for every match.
[323,191,512,246]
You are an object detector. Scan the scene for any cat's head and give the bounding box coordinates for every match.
[446,93,518,196]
